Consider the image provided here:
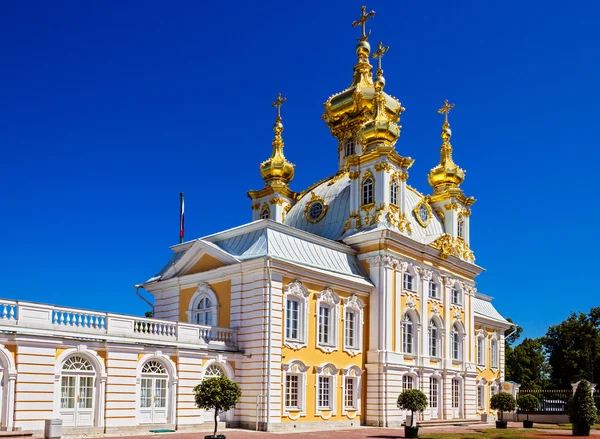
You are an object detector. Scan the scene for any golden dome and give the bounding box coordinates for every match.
[260,93,295,186]
[428,100,466,194]
[322,8,404,144]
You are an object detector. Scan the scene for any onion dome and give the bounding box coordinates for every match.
[260,93,295,186]
[322,7,404,142]
[360,42,402,148]
[428,100,466,193]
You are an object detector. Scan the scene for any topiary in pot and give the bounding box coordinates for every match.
[517,393,539,428]
[568,381,597,437]
[397,389,428,438]
[194,375,241,439]
[490,392,517,428]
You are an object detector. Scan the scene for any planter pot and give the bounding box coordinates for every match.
[572,424,591,437]
[404,426,419,438]
[523,420,534,429]
[495,421,508,429]
[205,436,226,439]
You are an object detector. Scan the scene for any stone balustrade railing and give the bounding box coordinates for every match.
[0,299,237,351]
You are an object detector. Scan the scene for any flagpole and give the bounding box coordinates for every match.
[179,192,185,244]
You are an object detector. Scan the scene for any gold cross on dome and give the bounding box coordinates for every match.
[352,6,375,42]
[272,93,286,119]
[438,99,455,124]
[371,41,389,75]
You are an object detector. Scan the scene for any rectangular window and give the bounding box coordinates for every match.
[285,299,299,340]
[477,385,485,409]
[285,374,299,409]
[429,326,438,357]
[402,375,413,391]
[61,376,76,409]
[452,332,460,360]
[318,305,330,345]
[345,310,356,348]
[429,282,437,298]
[491,340,498,368]
[318,376,331,409]
[140,378,152,408]
[452,379,460,409]
[477,338,485,366]
[452,287,460,305]
[403,320,413,354]
[430,378,438,408]
[403,273,414,291]
[344,377,355,409]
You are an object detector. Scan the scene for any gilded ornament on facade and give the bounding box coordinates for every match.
[435,207,445,221]
[251,203,261,210]
[374,161,393,172]
[269,197,285,205]
[304,192,328,224]
[429,234,475,263]
[444,202,459,210]
[349,171,361,180]
[413,200,433,228]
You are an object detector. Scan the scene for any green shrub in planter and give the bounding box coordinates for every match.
[397,389,428,438]
[568,381,597,437]
[194,375,241,439]
[517,393,539,428]
[490,392,517,428]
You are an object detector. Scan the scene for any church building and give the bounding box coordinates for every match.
[0,6,511,434]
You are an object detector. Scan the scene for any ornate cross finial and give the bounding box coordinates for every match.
[272,93,286,120]
[438,99,455,124]
[352,6,375,42]
[371,41,389,76]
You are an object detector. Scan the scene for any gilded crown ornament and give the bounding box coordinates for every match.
[427,100,466,194]
[259,93,295,186]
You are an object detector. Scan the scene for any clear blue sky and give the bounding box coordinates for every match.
[1,1,597,341]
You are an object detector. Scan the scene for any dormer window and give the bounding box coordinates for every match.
[390,179,398,206]
[345,138,355,157]
[457,215,464,238]
[362,177,374,205]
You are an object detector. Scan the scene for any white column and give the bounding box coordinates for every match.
[395,266,402,353]
[419,269,433,363]
[6,373,16,431]
[442,276,452,369]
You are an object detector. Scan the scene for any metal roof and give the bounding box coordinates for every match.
[473,294,509,324]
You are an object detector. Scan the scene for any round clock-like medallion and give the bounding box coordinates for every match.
[308,201,324,221]
[419,204,429,223]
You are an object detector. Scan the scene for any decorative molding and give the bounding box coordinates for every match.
[418,268,433,281]
[413,199,433,228]
[429,234,475,262]
[406,297,416,310]
[283,280,310,350]
[304,191,328,224]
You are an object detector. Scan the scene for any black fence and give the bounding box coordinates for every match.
[515,389,572,414]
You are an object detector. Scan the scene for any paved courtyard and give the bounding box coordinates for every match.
[94,423,600,439]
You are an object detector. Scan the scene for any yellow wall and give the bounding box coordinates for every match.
[187,254,226,274]
[179,280,231,327]
[474,324,502,414]
[280,277,369,423]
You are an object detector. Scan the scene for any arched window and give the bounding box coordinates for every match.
[452,323,463,361]
[60,356,95,427]
[402,313,415,354]
[139,360,168,424]
[428,319,441,358]
[491,338,499,369]
[204,364,224,378]
[457,215,464,238]
[260,206,270,219]
[188,283,219,327]
[390,179,398,206]
[362,177,374,205]
[345,138,355,157]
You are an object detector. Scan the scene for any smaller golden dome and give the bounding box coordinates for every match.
[260,94,295,186]
[428,100,466,194]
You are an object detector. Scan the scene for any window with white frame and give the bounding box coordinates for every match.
[452,379,460,409]
[490,383,498,397]
[316,289,340,352]
[451,285,461,305]
[343,295,364,355]
[362,177,374,205]
[457,215,464,239]
[429,319,441,357]
[403,375,414,391]
[390,179,398,206]
[341,366,363,414]
[282,360,309,416]
[188,283,218,326]
[345,138,355,157]
[315,363,338,414]
[403,272,415,291]
[429,282,438,298]
[402,313,415,354]
[491,338,498,369]
[477,384,485,409]
[283,280,309,350]
[477,335,486,367]
[452,323,462,361]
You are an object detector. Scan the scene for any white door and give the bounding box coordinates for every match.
[429,378,439,419]
[139,377,168,424]
[60,375,94,427]
[452,379,462,419]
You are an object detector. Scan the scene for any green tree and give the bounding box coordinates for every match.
[193,376,241,438]
[517,393,539,421]
[504,317,523,383]
[397,389,428,428]
[542,308,600,388]
[505,338,550,390]
[568,380,597,431]
[490,392,517,422]
[144,311,153,318]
